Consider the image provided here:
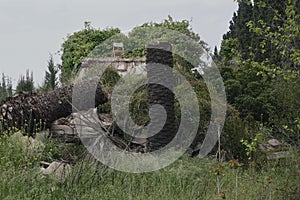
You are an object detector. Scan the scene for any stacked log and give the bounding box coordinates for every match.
[0,78,108,134]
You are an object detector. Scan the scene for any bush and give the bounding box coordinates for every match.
[0,131,44,169]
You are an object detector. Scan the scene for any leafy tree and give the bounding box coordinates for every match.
[88,16,207,74]
[126,16,206,72]
[16,70,35,94]
[219,0,300,146]
[247,0,300,78]
[246,0,300,143]
[219,37,240,66]
[60,22,120,85]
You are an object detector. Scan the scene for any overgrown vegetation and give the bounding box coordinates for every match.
[60,22,120,85]
[1,1,300,198]
[0,131,299,199]
[216,0,300,149]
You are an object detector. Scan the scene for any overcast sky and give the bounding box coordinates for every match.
[0,0,238,87]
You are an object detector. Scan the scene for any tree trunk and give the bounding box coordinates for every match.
[146,42,177,151]
[0,78,108,134]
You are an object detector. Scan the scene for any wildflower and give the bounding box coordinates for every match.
[265,176,272,184]
[228,159,243,169]
[210,165,224,176]
[220,190,227,199]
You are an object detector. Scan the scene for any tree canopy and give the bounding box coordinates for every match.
[219,0,300,144]
[60,22,120,85]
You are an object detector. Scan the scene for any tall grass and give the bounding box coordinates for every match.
[0,132,299,200]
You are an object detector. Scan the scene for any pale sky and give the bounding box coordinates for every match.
[0,0,238,87]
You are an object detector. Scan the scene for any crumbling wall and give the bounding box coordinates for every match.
[82,58,146,76]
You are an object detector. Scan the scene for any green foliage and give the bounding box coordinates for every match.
[41,138,85,164]
[122,47,145,58]
[219,38,240,66]
[129,85,149,126]
[246,0,300,79]
[1,13,299,200]
[100,67,121,93]
[220,61,274,122]
[0,131,44,169]
[222,0,253,61]
[60,22,120,85]
[222,0,300,75]
[219,0,300,148]
[90,16,206,73]
[212,46,221,63]
[16,70,35,94]
[127,16,206,72]
[270,77,300,145]
[222,112,252,161]
[0,145,299,199]
[42,55,59,92]
[0,73,12,101]
[241,132,263,160]
[97,67,121,114]
[102,73,149,129]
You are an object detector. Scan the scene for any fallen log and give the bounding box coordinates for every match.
[0,78,108,134]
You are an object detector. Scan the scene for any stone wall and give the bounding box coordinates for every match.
[82,57,146,76]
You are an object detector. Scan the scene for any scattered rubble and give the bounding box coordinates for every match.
[40,161,71,182]
[259,138,291,159]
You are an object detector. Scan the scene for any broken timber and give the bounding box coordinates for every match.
[0,78,108,134]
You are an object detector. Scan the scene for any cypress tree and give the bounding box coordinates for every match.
[221,0,254,61]
[44,55,58,91]
[16,70,35,94]
[236,0,253,60]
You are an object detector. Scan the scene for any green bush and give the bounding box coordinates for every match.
[0,131,44,169]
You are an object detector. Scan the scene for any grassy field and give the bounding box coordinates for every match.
[0,132,299,200]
